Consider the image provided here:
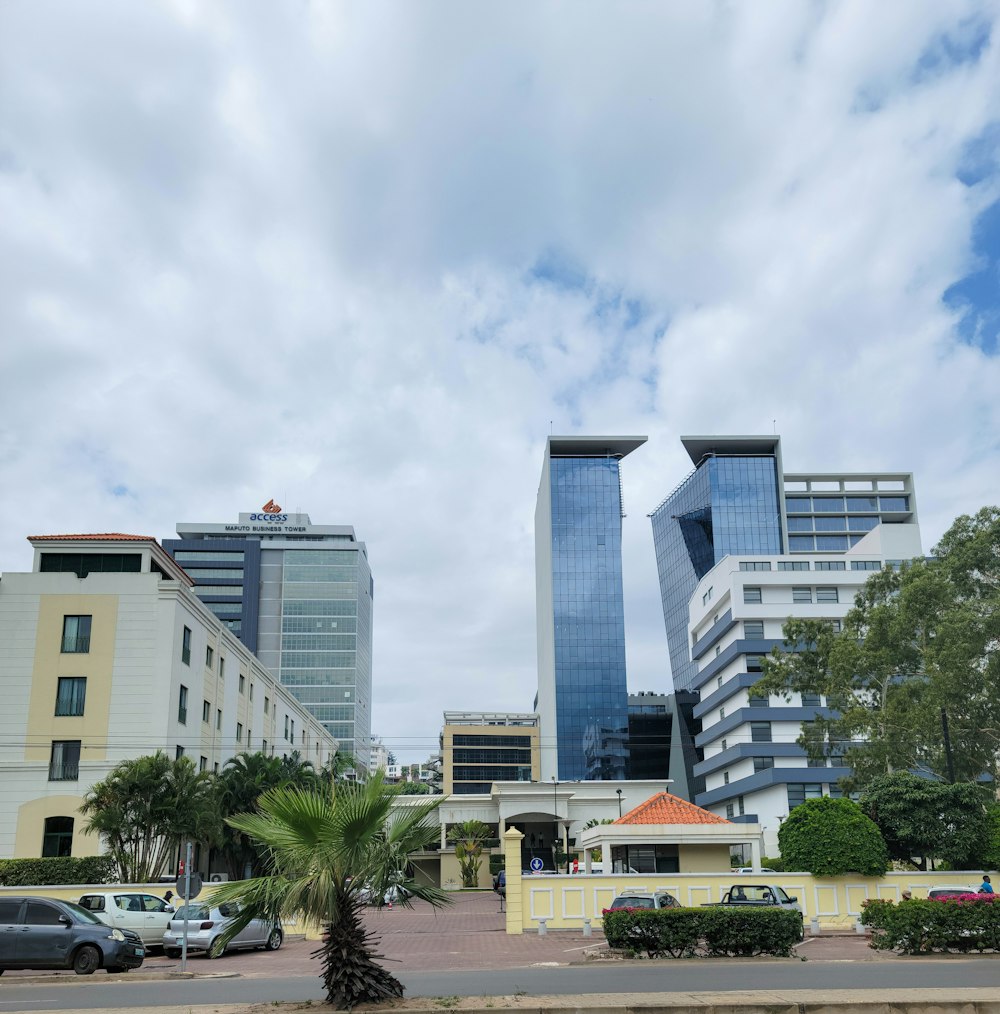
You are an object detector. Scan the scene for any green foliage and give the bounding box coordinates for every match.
[861,896,1000,953]
[859,772,992,871]
[80,752,220,883]
[392,782,435,795]
[447,820,491,888]
[0,855,116,886]
[983,804,1000,870]
[208,775,448,1009]
[602,907,800,958]
[778,797,889,876]
[763,856,785,872]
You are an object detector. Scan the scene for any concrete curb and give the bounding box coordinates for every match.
[0,970,239,986]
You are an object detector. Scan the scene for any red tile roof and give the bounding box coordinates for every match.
[616,791,732,826]
[28,534,158,542]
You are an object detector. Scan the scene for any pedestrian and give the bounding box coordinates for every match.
[163,890,173,904]
[979,875,994,894]
[900,890,912,901]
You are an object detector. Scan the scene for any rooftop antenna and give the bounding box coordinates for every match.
[773,419,776,434]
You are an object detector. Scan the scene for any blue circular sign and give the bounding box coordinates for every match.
[530,857,544,871]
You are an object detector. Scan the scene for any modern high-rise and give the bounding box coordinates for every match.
[535,436,646,781]
[649,436,918,693]
[164,506,372,768]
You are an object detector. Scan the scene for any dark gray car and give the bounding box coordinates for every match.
[0,896,145,975]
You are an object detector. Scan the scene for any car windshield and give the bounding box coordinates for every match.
[61,901,105,925]
[173,905,211,921]
[613,896,653,909]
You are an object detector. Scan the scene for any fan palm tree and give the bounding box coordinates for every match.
[209,775,447,1009]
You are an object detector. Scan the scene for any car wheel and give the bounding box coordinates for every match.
[264,928,283,951]
[73,945,101,976]
[164,948,182,959]
[207,939,226,959]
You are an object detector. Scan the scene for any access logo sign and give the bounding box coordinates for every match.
[249,499,289,522]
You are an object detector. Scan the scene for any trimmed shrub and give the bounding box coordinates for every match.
[778,797,889,876]
[861,895,1000,953]
[0,856,117,887]
[602,906,801,958]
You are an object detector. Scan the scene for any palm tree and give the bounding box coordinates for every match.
[215,752,289,879]
[209,775,447,1009]
[447,820,492,888]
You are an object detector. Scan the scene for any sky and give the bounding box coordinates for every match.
[2,1,999,766]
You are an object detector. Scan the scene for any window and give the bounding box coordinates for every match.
[778,560,810,571]
[25,901,64,926]
[719,707,725,719]
[753,756,774,773]
[178,685,188,724]
[738,795,745,816]
[247,729,252,748]
[813,497,845,512]
[744,620,765,638]
[715,645,721,657]
[743,587,762,604]
[830,619,842,633]
[720,739,727,751]
[181,626,192,665]
[878,496,909,512]
[205,645,214,669]
[723,771,730,784]
[807,756,828,767]
[740,561,771,571]
[746,655,763,672]
[702,586,713,605]
[262,738,268,753]
[750,722,772,743]
[716,676,723,689]
[61,615,92,653]
[264,696,270,714]
[725,802,735,819]
[749,694,769,708]
[815,560,846,571]
[785,497,810,512]
[249,683,254,701]
[202,700,211,723]
[236,722,243,743]
[199,756,208,772]
[814,516,847,532]
[290,719,295,743]
[846,496,878,512]
[816,587,839,603]
[42,816,74,857]
[219,657,225,679]
[49,740,81,781]
[54,677,86,717]
[284,715,289,740]
[801,693,822,707]
[239,674,245,694]
[851,560,881,571]
[214,762,220,774]
[176,745,184,759]
[787,783,824,808]
[216,708,222,731]
[792,587,813,603]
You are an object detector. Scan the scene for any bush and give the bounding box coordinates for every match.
[0,856,117,886]
[763,856,785,872]
[601,906,801,958]
[861,896,1000,953]
[779,797,889,876]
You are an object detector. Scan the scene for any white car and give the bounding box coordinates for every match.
[77,891,175,947]
[735,867,777,874]
[162,902,283,958]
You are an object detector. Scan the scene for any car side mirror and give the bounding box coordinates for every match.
[59,914,72,927]
[788,897,797,904]
[166,906,175,913]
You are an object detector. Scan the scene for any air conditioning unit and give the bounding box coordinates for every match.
[209,873,230,883]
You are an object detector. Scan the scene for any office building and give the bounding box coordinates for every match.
[649,436,917,693]
[687,522,923,854]
[535,436,647,781]
[164,506,373,768]
[0,534,336,860]
[440,712,539,795]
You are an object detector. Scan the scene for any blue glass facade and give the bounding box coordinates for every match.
[550,457,629,780]
[651,455,782,692]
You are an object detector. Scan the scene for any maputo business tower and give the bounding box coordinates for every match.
[164,503,372,768]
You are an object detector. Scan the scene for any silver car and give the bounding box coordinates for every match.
[161,902,283,958]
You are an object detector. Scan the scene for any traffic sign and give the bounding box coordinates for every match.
[530,857,544,872]
[176,873,203,899]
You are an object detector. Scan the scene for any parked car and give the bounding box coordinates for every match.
[606,891,680,911]
[708,883,804,940]
[927,886,978,900]
[735,867,777,874]
[162,902,283,958]
[0,896,145,975]
[357,881,412,905]
[77,891,175,947]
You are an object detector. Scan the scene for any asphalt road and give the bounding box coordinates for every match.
[2,959,1000,1010]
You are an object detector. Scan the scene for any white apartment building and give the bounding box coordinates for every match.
[0,534,337,860]
[687,523,924,856]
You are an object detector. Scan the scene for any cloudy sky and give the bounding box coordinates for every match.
[2,1,999,764]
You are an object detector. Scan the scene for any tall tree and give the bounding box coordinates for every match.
[209,777,447,1009]
[80,753,219,883]
[215,752,289,879]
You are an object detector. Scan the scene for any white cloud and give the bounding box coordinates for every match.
[1,0,999,762]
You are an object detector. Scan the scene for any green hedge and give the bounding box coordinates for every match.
[602,906,802,958]
[0,856,117,887]
[861,896,1000,953]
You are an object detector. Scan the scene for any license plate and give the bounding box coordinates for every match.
[135,948,145,957]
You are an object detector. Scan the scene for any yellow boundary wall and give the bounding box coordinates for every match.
[501,829,989,934]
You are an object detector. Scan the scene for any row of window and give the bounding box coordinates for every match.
[785,495,909,513]
[744,586,839,604]
[739,559,882,572]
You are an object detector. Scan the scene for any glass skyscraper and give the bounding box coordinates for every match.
[164,510,372,768]
[535,436,646,781]
[650,437,784,694]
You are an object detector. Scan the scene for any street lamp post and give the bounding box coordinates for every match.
[616,788,623,818]
[551,776,558,872]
